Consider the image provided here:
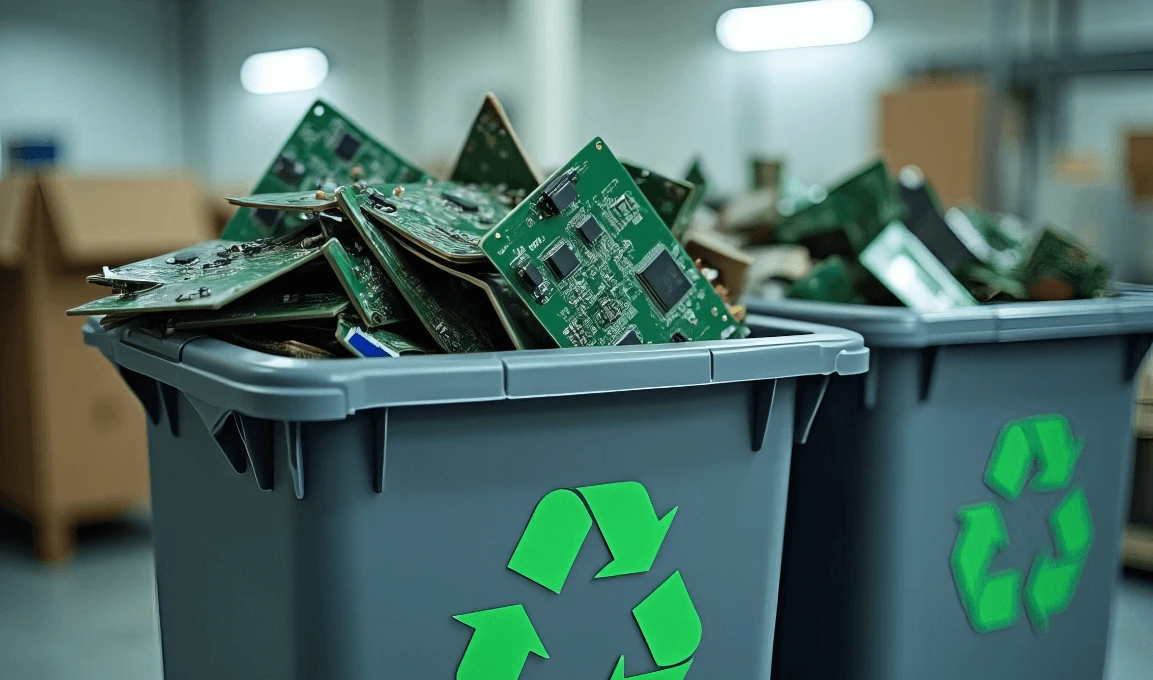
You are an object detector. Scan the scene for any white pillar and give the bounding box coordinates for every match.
[513,0,581,170]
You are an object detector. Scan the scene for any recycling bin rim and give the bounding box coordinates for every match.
[743,284,1153,349]
[82,314,868,422]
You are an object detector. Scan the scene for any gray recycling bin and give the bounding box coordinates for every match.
[745,288,1153,680]
[82,315,866,680]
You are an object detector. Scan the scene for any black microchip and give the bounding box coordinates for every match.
[274,156,304,185]
[253,208,281,227]
[334,132,362,161]
[616,330,641,346]
[638,249,692,313]
[540,174,578,217]
[519,264,545,291]
[577,215,603,245]
[545,244,580,280]
[670,332,689,343]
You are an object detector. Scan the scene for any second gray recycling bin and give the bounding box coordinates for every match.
[747,288,1153,680]
[83,315,866,680]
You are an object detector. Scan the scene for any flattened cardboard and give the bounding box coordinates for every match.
[0,174,35,268]
[38,174,213,266]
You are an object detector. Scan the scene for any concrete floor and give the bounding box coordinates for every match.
[0,513,1151,680]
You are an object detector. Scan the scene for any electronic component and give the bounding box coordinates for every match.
[334,131,362,161]
[638,248,692,313]
[451,93,541,197]
[361,179,507,263]
[222,100,427,242]
[624,162,701,242]
[274,156,305,186]
[540,173,578,217]
[545,244,580,281]
[480,137,747,348]
[519,264,545,291]
[577,215,603,245]
[595,298,622,326]
[670,332,688,343]
[616,330,641,345]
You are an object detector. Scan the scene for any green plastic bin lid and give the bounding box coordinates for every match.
[82,315,868,422]
[744,285,1153,349]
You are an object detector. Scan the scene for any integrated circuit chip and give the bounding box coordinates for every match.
[540,173,578,217]
[274,156,305,185]
[519,263,545,291]
[334,131,362,161]
[638,248,692,313]
[545,244,580,281]
[577,215,603,245]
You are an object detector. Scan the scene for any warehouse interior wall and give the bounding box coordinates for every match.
[0,0,185,176]
[5,0,1153,209]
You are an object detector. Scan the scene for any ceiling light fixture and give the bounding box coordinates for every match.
[717,0,874,53]
[240,47,329,95]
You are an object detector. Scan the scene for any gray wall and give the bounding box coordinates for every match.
[0,0,185,175]
[6,0,1153,205]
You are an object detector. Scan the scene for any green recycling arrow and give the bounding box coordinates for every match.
[507,489,593,594]
[508,481,678,593]
[1025,486,1093,632]
[952,415,1093,635]
[580,482,678,579]
[1030,416,1082,492]
[456,481,697,680]
[985,415,1082,501]
[950,502,1021,633]
[453,604,548,680]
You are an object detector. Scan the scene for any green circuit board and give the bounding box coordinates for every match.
[227,190,338,213]
[392,235,552,350]
[360,180,511,263]
[322,233,412,328]
[67,233,327,316]
[222,100,428,242]
[337,187,510,353]
[624,162,703,242]
[776,160,905,257]
[451,93,541,200]
[171,290,349,330]
[480,138,748,348]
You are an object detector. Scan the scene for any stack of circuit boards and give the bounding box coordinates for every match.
[774,161,1112,312]
[68,96,747,358]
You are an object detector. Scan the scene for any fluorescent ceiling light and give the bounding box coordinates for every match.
[240,47,329,95]
[717,0,874,52]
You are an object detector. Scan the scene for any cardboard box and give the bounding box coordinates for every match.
[880,79,987,209]
[1126,132,1153,201]
[0,173,215,561]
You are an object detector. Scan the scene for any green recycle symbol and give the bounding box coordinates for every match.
[453,481,700,679]
[950,414,1093,634]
